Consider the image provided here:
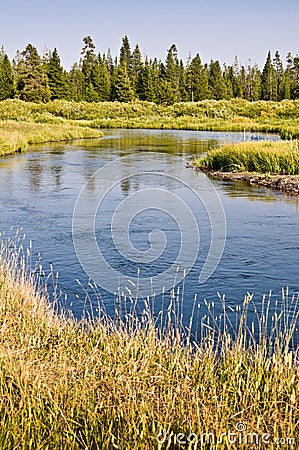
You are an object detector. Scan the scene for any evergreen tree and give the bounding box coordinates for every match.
[283,52,293,99]
[178,59,188,101]
[165,44,180,101]
[151,58,161,102]
[223,64,233,99]
[105,49,117,100]
[239,65,248,98]
[119,36,132,68]
[261,51,277,100]
[46,48,70,99]
[156,78,176,104]
[114,63,134,102]
[106,48,114,75]
[81,36,98,101]
[69,63,85,101]
[131,44,143,97]
[187,53,209,101]
[16,44,50,102]
[250,64,262,101]
[238,62,261,101]
[0,47,14,100]
[229,57,243,98]
[208,60,226,99]
[290,55,299,99]
[138,57,155,101]
[273,51,285,101]
[95,55,111,101]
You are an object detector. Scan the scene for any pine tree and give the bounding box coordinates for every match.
[165,44,180,101]
[114,63,134,102]
[186,54,209,101]
[261,51,277,101]
[156,78,176,104]
[138,57,155,101]
[240,61,259,100]
[81,36,98,101]
[229,57,243,98]
[0,47,14,100]
[283,52,292,99]
[16,44,50,102]
[106,48,114,76]
[69,63,85,101]
[290,55,299,99]
[178,59,188,101]
[250,64,262,101]
[131,44,143,98]
[223,64,233,99]
[89,54,111,101]
[208,60,226,99]
[46,48,70,99]
[273,51,285,101]
[151,58,161,102]
[104,49,116,100]
[119,36,131,69]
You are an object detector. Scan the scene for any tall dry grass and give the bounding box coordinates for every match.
[0,121,103,156]
[0,234,298,449]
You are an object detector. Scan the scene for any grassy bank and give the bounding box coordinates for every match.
[0,100,106,155]
[194,140,299,175]
[0,239,298,449]
[0,121,103,156]
[2,98,299,156]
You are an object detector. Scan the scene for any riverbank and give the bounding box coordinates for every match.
[191,140,299,194]
[1,98,299,156]
[201,168,299,194]
[0,238,298,449]
[0,121,104,156]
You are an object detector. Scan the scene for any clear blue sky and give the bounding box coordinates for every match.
[1,0,298,69]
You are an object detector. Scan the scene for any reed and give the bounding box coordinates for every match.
[195,140,299,175]
[0,121,103,156]
[0,234,298,449]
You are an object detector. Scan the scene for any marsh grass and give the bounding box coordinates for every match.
[195,140,299,175]
[0,234,298,449]
[0,120,103,156]
[2,98,299,156]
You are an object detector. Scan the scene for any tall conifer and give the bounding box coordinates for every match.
[0,47,14,100]
[16,44,50,102]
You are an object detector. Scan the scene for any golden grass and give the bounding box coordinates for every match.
[0,236,298,448]
[0,121,103,156]
[2,98,299,156]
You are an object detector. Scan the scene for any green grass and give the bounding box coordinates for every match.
[2,98,299,147]
[0,235,298,449]
[2,98,299,156]
[0,121,103,156]
[194,140,299,175]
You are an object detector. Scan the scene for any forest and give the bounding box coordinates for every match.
[0,35,299,104]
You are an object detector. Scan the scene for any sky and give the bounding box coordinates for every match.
[1,0,299,69]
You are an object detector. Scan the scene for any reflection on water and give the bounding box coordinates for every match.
[0,129,297,323]
[209,177,299,207]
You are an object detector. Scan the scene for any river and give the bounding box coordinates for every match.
[0,129,298,328]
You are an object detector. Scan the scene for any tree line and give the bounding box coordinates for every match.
[0,36,299,104]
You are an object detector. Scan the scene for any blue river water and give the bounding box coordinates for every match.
[0,129,297,334]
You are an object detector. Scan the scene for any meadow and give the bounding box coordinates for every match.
[2,98,299,155]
